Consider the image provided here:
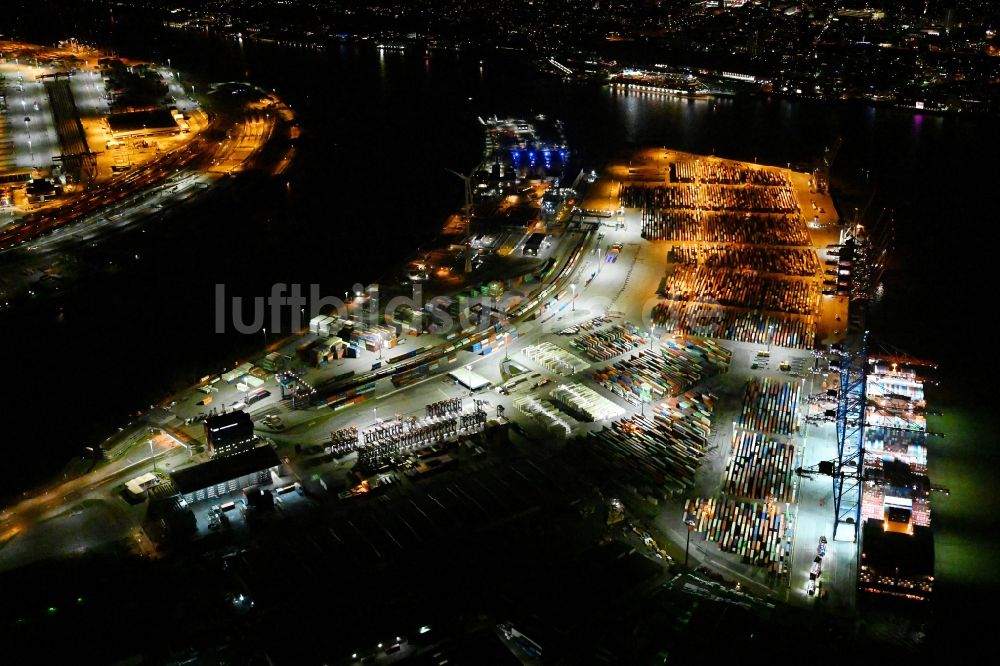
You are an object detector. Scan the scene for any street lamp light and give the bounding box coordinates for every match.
[684,518,696,568]
[466,364,473,395]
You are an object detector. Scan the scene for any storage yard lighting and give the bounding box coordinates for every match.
[685,518,696,568]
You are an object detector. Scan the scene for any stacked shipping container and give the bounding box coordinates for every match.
[585,390,717,497]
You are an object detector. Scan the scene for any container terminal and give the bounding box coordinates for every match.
[0,108,940,657]
[0,39,296,307]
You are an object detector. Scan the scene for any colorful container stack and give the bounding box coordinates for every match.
[701,212,810,245]
[592,336,730,403]
[861,485,932,528]
[660,336,732,378]
[723,431,795,502]
[672,160,791,186]
[472,327,518,356]
[866,368,926,405]
[585,390,717,497]
[641,209,701,240]
[660,266,816,315]
[865,409,927,432]
[860,486,884,525]
[737,377,801,436]
[864,428,928,474]
[668,244,820,277]
[390,360,439,388]
[350,325,397,352]
[651,301,816,350]
[620,183,698,210]
[865,367,928,432]
[573,322,647,361]
[700,185,798,213]
[683,496,789,572]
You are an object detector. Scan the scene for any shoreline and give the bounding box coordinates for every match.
[585,76,992,119]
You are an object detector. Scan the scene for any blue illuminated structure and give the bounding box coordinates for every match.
[833,332,868,546]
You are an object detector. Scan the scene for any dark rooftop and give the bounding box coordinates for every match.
[205,410,253,435]
[170,445,280,494]
[108,109,178,133]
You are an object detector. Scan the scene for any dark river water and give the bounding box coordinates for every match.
[5,3,998,625]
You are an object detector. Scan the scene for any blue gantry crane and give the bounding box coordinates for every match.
[832,332,868,545]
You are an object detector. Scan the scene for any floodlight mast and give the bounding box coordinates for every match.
[444,167,473,235]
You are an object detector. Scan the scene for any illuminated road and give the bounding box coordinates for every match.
[0,110,280,312]
[0,110,278,253]
[0,433,188,572]
[0,138,204,250]
[1,80,278,255]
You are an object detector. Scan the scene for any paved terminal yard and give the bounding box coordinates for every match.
[0,45,285,306]
[1,42,206,205]
[0,60,61,180]
[0,146,857,618]
[167,147,855,607]
[587,149,852,607]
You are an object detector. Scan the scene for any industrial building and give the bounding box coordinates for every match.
[169,445,281,505]
[124,472,162,500]
[448,368,492,392]
[522,232,547,256]
[204,411,256,457]
[25,178,60,203]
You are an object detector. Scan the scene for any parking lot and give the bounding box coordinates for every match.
[0,60,61,176]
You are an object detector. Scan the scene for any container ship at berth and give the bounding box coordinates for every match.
[858,360,939,601]
[830,219,938,603]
